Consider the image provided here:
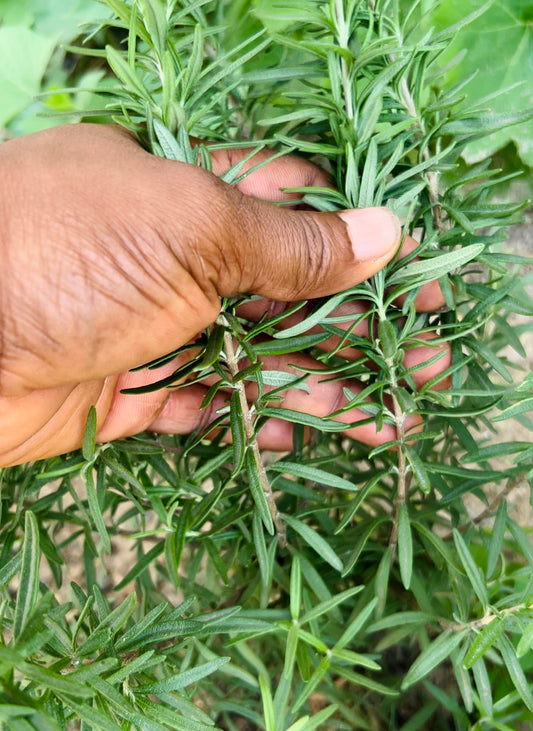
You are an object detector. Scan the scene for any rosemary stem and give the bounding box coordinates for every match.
[389,387,408,554]
[223,331,287,546]
[441,603,529,632]
[335,0,355,121]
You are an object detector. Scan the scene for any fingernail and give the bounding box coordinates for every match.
[339,207,401,262]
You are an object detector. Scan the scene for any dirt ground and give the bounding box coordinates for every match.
[464,211,533,527]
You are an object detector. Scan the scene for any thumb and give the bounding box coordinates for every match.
[205,190,402,300]
[142,147,401,302]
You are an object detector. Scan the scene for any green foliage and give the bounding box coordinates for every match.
[1,0,532,729]
[0,0,108,135]
[421,0,533,168]
[0,25,55,128]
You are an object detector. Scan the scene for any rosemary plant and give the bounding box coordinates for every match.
[0,1,532,729]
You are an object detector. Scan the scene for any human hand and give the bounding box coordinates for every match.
[0,124,448,467]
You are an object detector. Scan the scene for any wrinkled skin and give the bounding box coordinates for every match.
[0,124,449,467]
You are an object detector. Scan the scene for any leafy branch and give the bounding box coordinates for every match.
[0,0,532,729]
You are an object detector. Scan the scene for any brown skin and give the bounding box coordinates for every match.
[0,124,449,467]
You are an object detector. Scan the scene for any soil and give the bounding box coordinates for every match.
[464,212,533,527]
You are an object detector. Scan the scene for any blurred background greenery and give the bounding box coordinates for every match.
[2,0,532,191]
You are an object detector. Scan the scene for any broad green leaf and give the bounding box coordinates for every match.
[13,511,40,640]
[0,26,54,126]
[402,630,466,689]
[429,0,533,165]
[1,0,104,42]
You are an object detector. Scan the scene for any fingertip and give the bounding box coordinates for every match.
[338,207,401,264]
